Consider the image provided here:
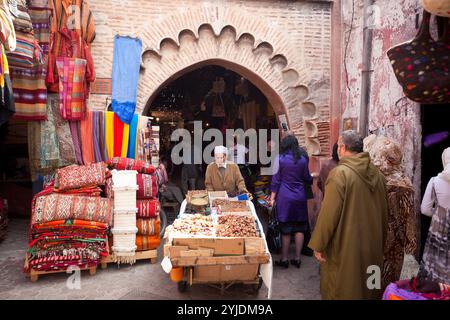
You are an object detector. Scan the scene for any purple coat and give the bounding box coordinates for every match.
[271,152,312,222]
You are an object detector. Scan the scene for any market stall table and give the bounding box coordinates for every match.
[162,196,273,298]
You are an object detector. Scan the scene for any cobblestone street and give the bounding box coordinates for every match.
[0,218,321,300]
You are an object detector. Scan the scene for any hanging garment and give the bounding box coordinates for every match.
[0,3,16,51]
[48,94,76,165]
[47,0,95,92]
[92,111,103,163]
[80,110,95,164]
[136,116,148,161]
[387,10,450,104]
[11,0,33,33]
[105,111,114,159]
[127,114,138,159]
[98,111,107,161]
[69,120,83,164]
[40,97,61,169]
[28,6,51,57]
[7,28,47,121]
[113,112,124,157]
[0,44,15,125]
[111,35,142,124]
[56,56,87,120]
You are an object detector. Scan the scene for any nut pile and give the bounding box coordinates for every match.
[212,199,230,207]
[216,215,257,237]
[172,214,214,236]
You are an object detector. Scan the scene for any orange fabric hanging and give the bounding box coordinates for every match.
[80,111,95,164]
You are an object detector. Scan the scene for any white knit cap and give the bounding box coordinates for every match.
[214,146,228,155]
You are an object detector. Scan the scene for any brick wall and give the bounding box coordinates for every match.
[86,0,334,155]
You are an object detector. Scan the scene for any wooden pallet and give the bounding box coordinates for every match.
[100,249,158,269]
[24,254,97,283]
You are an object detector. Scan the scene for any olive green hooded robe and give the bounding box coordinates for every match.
[309,152,388,300]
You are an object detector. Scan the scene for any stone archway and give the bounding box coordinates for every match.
[136,7,326,155]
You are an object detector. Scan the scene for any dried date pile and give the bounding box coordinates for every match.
[172,214,214,236]
[216,215,257,237]
[212,199,230,207]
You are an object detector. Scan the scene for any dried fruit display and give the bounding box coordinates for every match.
[220,201,250,213]
[187,190,209,205]
[172,214,214,236]
[212,199,231,207]
[216,215,257,237]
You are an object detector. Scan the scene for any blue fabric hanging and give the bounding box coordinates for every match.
[127,114,139,158]
[111,35,142,124]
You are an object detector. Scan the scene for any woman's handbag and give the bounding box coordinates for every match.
[387,10,450,104]
[266,206,281,254]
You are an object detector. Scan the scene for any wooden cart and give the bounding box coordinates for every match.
[164,199,272,295]
[169,250,269,294]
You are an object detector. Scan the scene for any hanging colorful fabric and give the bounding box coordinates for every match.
[121,122,130,158]
[80,111,95,164]
[111,35,142,124]
[48,94,76,166]
[113,112,124,157]
[105,111,114,160]
[56,56,87,120]
[127,114,139,159]
[387,10,450,104]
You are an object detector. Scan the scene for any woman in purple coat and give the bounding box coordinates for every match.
[269,135,313,268]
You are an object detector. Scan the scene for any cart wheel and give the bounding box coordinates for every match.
[252,278,263,294]
[178,281,188,293]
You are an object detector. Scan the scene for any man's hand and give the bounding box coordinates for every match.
[314,251,326,263]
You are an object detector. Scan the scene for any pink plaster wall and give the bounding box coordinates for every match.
[340,0,424,203]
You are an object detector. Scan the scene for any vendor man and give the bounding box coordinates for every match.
[205,146,249,196]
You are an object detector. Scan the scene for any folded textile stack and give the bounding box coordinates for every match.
[383,278,450,300]
[26,163,112,272]
[111,170,138,264]
[6,0,47,121]
[105,157,161,253]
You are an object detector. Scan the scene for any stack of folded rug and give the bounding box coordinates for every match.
[110,169,138,264]
[106,158,161,253]
[26,162,112,272]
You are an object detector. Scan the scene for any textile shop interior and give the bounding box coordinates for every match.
[147,65,279,218]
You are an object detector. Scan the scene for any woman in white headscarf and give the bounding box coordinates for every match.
[419,147,450,284]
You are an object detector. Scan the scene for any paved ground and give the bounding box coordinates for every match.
[0,218,321,300]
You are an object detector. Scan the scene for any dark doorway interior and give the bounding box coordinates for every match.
[420,102,450,258]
